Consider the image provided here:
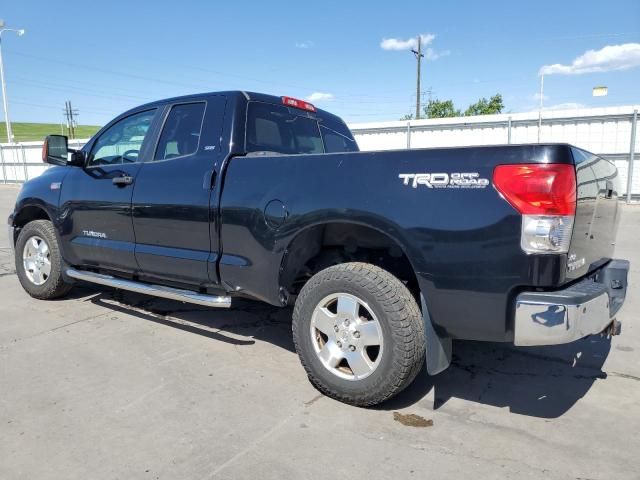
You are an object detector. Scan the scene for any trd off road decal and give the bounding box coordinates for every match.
[398,173,490,189]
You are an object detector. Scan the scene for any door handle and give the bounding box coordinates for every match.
[112,175,134,187]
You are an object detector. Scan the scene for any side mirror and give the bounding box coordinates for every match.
[42,135,86,167]
[42,135,68,166]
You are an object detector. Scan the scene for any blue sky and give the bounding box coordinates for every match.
[2,0,639,126]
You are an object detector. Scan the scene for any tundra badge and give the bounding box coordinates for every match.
[82,230,107,239]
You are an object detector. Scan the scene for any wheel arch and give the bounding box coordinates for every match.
[279,220,421,302]
[280,221,453,377]
[10,203,54,248]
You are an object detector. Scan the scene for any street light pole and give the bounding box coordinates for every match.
[0,21,26,144]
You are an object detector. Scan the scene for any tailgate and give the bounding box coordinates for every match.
[567,147,621,280]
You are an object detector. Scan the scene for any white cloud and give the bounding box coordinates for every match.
[539,43,640,75]
[295,41,314,49]
[306,92,334,102]
[380,33,435,51]
[425,48,450,60]
[531,92,549,102]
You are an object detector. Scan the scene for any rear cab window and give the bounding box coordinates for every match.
[245,101,358,155]
[320,119,359,153]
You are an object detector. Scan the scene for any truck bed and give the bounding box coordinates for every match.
[219,144,620,342]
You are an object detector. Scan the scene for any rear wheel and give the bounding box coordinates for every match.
[15,220,73,300]
[292,262,425,407]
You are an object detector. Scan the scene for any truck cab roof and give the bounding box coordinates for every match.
[126,90,347,126]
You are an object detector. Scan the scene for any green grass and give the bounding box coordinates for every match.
[0,122,101,143]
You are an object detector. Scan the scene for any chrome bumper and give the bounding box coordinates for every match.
[514,259,629,346]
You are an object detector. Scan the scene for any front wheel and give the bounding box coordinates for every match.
[292,262,425,407]
[15,220,73,300]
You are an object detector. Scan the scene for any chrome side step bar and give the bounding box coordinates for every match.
[66,268,231,308]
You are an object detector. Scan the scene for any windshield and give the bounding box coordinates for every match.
[245,101,357,155]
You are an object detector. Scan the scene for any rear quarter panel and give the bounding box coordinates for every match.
[219,144,574,342]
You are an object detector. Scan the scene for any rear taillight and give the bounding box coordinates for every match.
[493,164,577,254]
[493,164,576,215]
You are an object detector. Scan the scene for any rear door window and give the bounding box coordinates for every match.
[155,102,206,161]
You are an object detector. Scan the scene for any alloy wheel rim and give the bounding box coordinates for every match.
[310,293,384,381]
[22,235,51,286]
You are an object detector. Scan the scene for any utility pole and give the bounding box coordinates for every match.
[64,102,71,139]
[411,36,424,120]
[63,103,68,137]
[64,101,78,139]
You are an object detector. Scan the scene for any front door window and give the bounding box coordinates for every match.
[88,109,157,166]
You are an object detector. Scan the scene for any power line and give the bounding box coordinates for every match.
[12,99,119,116]
[5,43,638,126]
[12,76,154,102]
[7,51,211,92]
[10,46,528,103]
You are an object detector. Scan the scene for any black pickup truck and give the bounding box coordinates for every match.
[8,91,630,406]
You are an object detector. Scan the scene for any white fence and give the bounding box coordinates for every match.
[0,138,85,183]
[349,105,639,200]
[1,105,638,199]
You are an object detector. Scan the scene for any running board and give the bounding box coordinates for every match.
[66,268,231,308]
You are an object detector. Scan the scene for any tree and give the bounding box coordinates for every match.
[401,93,504,120]
[464,94,504,116]
[424,99,461,119]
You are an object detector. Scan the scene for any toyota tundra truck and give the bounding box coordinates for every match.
[7,91,630,406]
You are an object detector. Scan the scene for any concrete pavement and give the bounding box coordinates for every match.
[1,184,639,479]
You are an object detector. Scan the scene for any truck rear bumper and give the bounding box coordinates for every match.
[514,259,629,346]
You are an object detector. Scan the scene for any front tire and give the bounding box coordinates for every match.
[292,262,425,407]
[15,220,73,300]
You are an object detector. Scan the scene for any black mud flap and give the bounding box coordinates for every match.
[420,294,452,375]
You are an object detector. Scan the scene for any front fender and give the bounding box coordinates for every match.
[9,167,69,252]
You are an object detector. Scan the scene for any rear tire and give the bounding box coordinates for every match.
[292,262,425,407]
[15,220,73,300]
